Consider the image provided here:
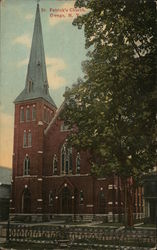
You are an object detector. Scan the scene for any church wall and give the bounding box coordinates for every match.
[42,175,95,214]
[13,178,40,213]
[11,98,56,214]
[42,118,122,215]
[42,117,97,214]
[43,119,91,176]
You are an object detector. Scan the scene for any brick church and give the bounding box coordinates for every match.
[10,3,143,222]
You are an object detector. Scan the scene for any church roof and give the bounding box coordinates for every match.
[45,101,65,135]
[15,4,56,108]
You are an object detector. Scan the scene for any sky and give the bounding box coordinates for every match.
[0,0,87,168]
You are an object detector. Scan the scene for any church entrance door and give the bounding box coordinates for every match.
[60,187,72,214]
[22,188,31,213]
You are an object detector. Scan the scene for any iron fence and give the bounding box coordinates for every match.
[0,222,156,249]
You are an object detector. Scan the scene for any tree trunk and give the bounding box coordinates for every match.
[124,178,134,227]
[124,180,127,227]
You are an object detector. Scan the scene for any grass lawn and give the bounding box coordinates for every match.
[135,223,156,228]
[0,242,55,250]
[99,222,123,227]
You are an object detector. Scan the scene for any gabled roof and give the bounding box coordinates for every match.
[44,101,65,135]
[15,4,56,108]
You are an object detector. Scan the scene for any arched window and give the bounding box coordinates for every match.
[22,187,31,213]
[20,107,24,122]
[137,193,140,211]
[49,191,53,206]
[61,144,72,174]
[28,131,32,147]
[76,153,81,174]
[80,190,84,205]
[46,109,49,123]
[32,106,36,121]
[23,130,27,147]
[141,193,144,213]
[69,148,72,172]
[26,107,30,121]
[23,155,30,175]
[61,145,65,174]
[44,107,46,122]
[53,155,58,175]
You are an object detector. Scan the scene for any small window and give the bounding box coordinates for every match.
[23,131,27,147]
[53,155,58,175]
[20,108,24,122]
[37,61,41,66]
[32,106,36,121]
[26,107,30,121]
[76,153,81,174]
[28,80,33,93]
[28,131,32,147]
[23,155,30,175]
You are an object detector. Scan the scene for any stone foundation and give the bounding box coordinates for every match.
[9,213,145,224]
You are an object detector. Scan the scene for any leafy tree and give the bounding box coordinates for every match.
[63,0,156,226]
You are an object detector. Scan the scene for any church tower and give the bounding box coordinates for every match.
[10,3,57,216]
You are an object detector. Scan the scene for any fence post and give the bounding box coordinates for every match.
[155,215,157,247]
[6,219,10,243]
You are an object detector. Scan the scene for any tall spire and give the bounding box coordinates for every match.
[15,4,56,107]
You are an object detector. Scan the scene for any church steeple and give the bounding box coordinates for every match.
[15,4,56,107]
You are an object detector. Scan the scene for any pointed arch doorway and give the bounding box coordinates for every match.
[22,188,31,213]
[60,186,72,214]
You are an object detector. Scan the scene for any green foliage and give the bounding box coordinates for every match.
[63,0,156,182]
